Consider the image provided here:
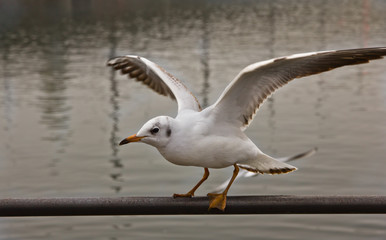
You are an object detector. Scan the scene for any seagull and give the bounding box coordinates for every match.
[108,47,386,211]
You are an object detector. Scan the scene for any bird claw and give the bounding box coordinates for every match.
[173,192,194,198]
[207,193,227,211]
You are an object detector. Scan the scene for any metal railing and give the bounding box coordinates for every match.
[1,196,386,216]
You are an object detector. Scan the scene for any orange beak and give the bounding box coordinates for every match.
[119,134,146,145]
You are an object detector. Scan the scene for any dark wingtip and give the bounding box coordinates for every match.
[106,58,115,66]
[107,56,123,66]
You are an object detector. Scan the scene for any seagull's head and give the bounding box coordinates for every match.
[119,116,173,148]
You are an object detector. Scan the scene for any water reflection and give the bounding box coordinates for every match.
[314,1,328,133]
[356,0,371,96]
[107,18,124,193]
[38,48,70,134]
[1,42,14,163]
[36,27,71,176]
[199,9,211,108]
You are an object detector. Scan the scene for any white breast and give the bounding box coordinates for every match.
[157,111,259,168]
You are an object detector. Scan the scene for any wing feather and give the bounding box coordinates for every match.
[211,47,386,130]
[107,55,202,113]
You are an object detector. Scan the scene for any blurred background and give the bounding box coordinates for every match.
[0,0,386,239]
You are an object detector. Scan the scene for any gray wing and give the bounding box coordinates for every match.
[107,55,202,113]
[211,47,386,130]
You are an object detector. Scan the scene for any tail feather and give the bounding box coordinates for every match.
[213,148,316,193]
[238,153,297,175]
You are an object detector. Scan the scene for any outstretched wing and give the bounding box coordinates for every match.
[210,47,386,130]
[107,55,202,113]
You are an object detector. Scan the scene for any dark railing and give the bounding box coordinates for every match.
[1,196,386,217]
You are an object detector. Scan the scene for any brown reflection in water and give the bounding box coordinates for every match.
[199,8,211,108]
[1,37,14,162]
[107,17,124,193]
[35,24,72,176]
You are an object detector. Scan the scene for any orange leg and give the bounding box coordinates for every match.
[207,164,239,211]
[173,168,209,198]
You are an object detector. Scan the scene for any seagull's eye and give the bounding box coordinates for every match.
[150,127,159,134]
